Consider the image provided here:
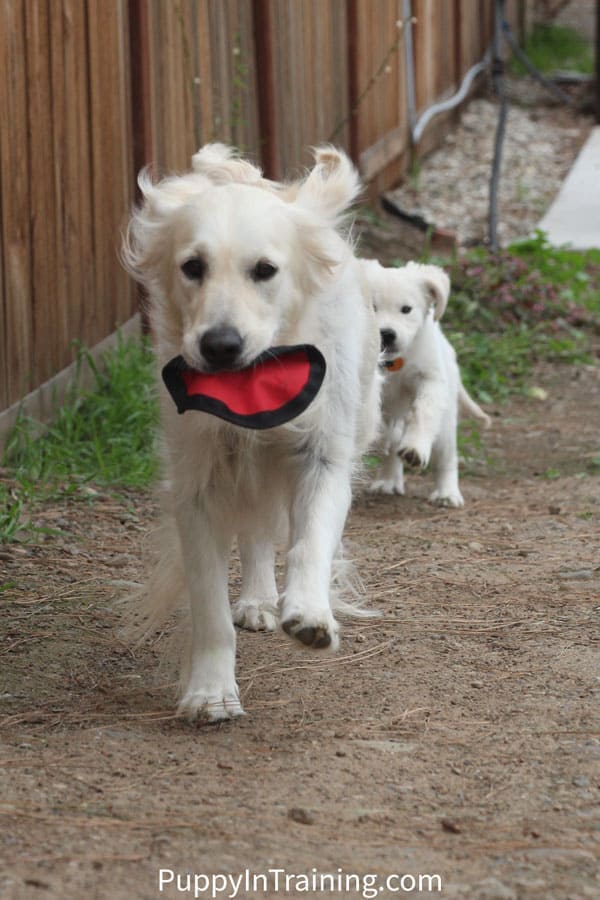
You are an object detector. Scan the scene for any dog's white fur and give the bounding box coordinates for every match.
[360,259,490,508]
[122,144,381,722]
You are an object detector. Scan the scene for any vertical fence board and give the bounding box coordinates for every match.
[87,0,134,339]
[0,0,33,407]
[26,0,63,389]
[49,0,74,375]
[55,0,95,353]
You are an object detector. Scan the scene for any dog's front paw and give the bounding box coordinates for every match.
[369,478,404,496]
[178,685,245,724]
[398,438,431,469]
[232,598,278,632]
[429,487,464,508]
[281,609,340,651]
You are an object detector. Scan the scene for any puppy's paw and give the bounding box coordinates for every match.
[232,598,278,632]
[398,440,431,469]
[178,685,245,724]
[281,609,340,651]
[369,478,404,496]
[429,487,464,508]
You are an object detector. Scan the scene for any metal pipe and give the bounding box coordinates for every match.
[413,53,490,143]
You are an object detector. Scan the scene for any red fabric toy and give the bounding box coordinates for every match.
[162,344,326,430]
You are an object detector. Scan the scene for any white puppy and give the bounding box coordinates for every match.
[122,145,381,722]
[360,259,490,507]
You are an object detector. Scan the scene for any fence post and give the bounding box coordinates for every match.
[346,0,360,163]
[127,0,152,328]
[128,0,153,178]
[252,0,278,178]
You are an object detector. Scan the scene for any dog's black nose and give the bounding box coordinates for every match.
[380,328,396,351]
[200,326,244,368]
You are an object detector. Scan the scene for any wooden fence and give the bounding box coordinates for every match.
[0,0,522,431]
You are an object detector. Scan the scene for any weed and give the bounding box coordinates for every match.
[434,232,599,403]
[1,334,159,543]
[511,23,594,76]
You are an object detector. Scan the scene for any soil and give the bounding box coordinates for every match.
[1,352,599,900]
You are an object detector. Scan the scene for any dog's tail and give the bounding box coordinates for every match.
[118,518,186,643]
[458,381,492,428]
[330,547,380,620]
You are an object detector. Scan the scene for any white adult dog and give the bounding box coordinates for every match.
[122,145,381,722]
[360,259,490,508]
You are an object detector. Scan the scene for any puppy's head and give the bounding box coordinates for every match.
[364,261,450,361]
[123,145,361,371]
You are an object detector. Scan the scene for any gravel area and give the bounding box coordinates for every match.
[387,90,593,247]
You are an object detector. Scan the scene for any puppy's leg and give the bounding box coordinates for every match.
[370,418,405,494]
[175,499,243,722]
[232,535,279,632]
[370,449,405,495]
[399,378,446,468]
[429,419,464,508]
[281,461,352,651]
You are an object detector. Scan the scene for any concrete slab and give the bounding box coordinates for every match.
[537,126,600,250]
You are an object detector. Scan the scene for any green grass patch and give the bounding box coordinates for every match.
[511,23,594,75]
[1,334,159,543]
[436,232,599,404]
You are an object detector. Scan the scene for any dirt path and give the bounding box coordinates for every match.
[1,360,598,900]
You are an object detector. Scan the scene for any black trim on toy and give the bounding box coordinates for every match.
[161,344,327,430]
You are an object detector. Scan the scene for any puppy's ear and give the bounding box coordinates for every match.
[191,142,264,185]
[417,264,450,320]
[295,146,362,223]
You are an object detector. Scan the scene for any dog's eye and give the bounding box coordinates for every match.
[251,260,278,282]
[181,258,207,281]
[401,305,412,314]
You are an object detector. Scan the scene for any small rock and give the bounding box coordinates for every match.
[470,680,484,689]
[559,569,593,581]
[441,817,461,834]
[472,878,516,900]
[527,386,548,401]
[548,505,561,515]
[335,750,347,758]
[468,541,483,552]
[572,775,590,788]
[355,634,366,643]
[288,807,314,825]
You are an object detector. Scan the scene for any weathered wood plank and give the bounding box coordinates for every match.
[0,0,34,407]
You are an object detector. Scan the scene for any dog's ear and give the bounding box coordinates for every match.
[295,146,362,223]
[122,168,193,282]
[414,264,450,320]
[191,142,264,186]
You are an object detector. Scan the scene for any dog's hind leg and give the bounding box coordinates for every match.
[232,535,279,632]
[175,498,244,722]
[281,461,352,651]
